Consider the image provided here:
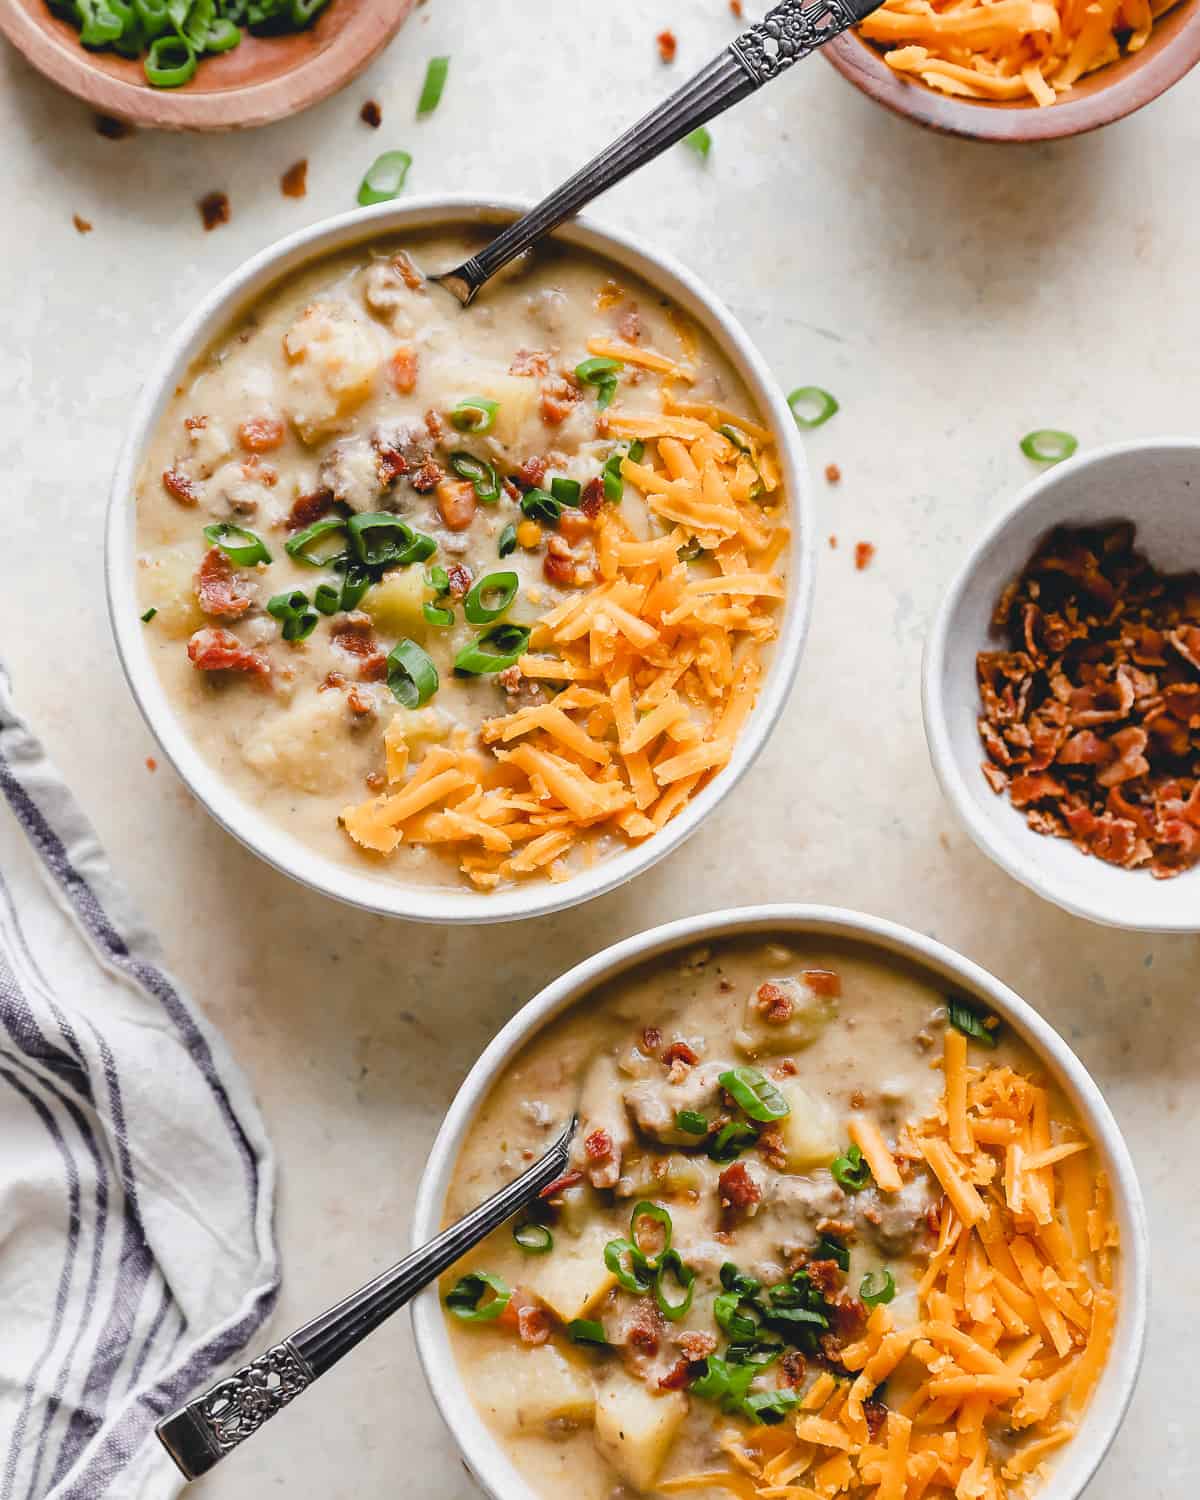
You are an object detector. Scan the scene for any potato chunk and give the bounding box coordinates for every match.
[735,974,838,1058]
[472,1345,595,1434]
[529,1226,616,1324]
[139,545,205,639]
[775,1080,839,1172]
[241,689,359,795]
[283,302,380,444]
[362,568,428,640]
[437,366,539,450]
[594,1373,687,1491]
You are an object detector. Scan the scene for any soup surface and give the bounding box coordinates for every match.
[134,228,788,892]
[443,936,1119,1499]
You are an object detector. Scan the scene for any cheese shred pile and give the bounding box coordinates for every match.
[340,387,786,888]
[858,0,1180,105]
[662,1030,1120,1500]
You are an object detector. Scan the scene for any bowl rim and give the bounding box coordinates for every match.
[105,194,816,925]
[409,902,1150,1500]
[823,1,1200,144]
[0,0,412,132]
[922,434,1200,932]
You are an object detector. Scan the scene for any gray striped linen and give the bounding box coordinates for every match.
[0,667,279,1499]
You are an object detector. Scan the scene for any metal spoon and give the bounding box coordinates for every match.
[155,1116,578,1481]
[433,0,881,306]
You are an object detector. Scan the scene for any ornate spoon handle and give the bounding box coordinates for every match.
[434,0,881,304]
[156,1119,576,1481]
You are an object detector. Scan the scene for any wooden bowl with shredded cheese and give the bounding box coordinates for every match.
[825,0,1200,140]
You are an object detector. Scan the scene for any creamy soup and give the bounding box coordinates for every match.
[443,937,1118,1499]
[134,229,788,892]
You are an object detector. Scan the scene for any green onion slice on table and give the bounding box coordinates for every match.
[787,386,839,430]
[1020,429,1078,464]
[683,126,712,159]
[417,55,450,115]
[358,150,413,207]
[203,521,271,566]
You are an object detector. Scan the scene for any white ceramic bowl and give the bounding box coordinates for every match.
[411,904,1149,1500]
[924,438,1200,933]
[106,196,815,925]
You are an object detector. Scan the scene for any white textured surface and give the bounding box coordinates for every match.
[1,1,1197,1495]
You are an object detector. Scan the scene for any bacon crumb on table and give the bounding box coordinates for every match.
[360,99,382,127]
[95,114,131,139]
[824,462,841,484]
[977,521,1200,879]
[854,541,875,570]
[145,757,157,773]
[657,28,678,61]
[280,160,308,198]
[72,214,93,235]
[198,192,230,231]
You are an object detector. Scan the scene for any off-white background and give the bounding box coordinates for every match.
[2,1,1197,1494]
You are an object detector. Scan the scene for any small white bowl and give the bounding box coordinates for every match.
[105,196,815,925]
[924,438,1200,933]
[411,904,1149,1500]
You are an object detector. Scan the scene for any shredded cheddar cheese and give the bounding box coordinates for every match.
[858,0,1181,105]
[667,1033,1120,1500]
[340,387,786,887]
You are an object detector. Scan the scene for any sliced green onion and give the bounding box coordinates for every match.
[725,1340,783,1368]
[144,33,196,86]
[339,563,371,612]
[286,610,318,642]
[289,0,332,23]
[202,17,241,51]
[520,489,561,526]
[830,1143,872,1193]
[286,516,348,567]
[140,607,157,623]
[947,999,999,1048]
[677,538,704,563]
[427,564,450,594]
[417,54,450,115]
[423,601,454,628]
[683,126,712,159]
[550,476,581,507]
[788,386,839,430]
[720,1263,762,1299]
[814,1235,850,1273]
[358,150,413,207]
[743,1389,799,1425]
[691,1355,755,1410]
[267,589,309,621]
[450,397,499,435]
[1021,429,1078,464]
[203,522,271,566]
[629,1201,672,1268]
[719,1066,791,1123]
[464,571,518,625]
[575,357,623,411]
[386,638,438,708]
[449,450,500,503]
[77,0,124,47]
[653,1250,695,1321]
[445,1270,510,1322]
[604,1237,654,1294]
[718,422,753,453]
[715,1289,759,1341]
[348,512,413,568]
[395,530,437,565]
[708,1120,756,1163]
[860,1268,896,1308]
[675,1109,709,1135]
[453,623,531,676]
[512,1221,553,1254]
[313,582,341,615]
[498,523,517,559]
[567,1318,608,1345]
[602,439,643,502]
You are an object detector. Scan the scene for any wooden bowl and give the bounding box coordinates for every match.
[824,0,1200,141]
[0,0,412,131]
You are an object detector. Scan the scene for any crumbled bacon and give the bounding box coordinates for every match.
[280,160,308,199]
[510,349,550,377]
[288,489,334,530]
[756,1123,788,1170]
[196,547,252,619]
[656,28,677,61]
[410,458,443,494]
[717,1162,761,1221]
[390,346,419,394]
[238,416,285,453]
[445,563,472,598]
[862,1398,889,1439]
[661,1040,699,1067]
[543,543,576,587]
[755,980,793,1023]
[331,616,383,680]
[516,1302,551,1346]
[825,463,842,484]
[806,1259,844,1299]
[513,455,548,491]
[187,628,269,678]
[584,1128,613,1162]
[538,1169,583,1200]
[198,192,230,231]
[677,1330,717,1361]
[540,376,582,425]
[73,214,92,235]
[393,252,424,292]
[658,1358,693,1391]
[579,476,606,517]
[642,1026,663,1054]
[162,467,199,505]
[977,522,1200,879]
[360,98,382,128]
[779,1350,807,1388]
[617,305,641,342]
[855,541,876,571]
[376,445,409,485]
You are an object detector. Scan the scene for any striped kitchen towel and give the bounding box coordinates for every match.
[0,667,279,1499]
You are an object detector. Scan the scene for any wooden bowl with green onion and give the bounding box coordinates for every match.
[0,0,412,131]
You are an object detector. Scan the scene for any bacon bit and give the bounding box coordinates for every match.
[331,615,379,659]
[540,376,582,425]
[806,1259,844,1299]
[803,967,842,997]
[662,1040,699,1067]
[538,1169,583,1200]
[390,346,419,394]
[626,1300,664,1355]
[95,114,131,139]
[730,0,744,14]
[862,1398,889,1440]
[579,477,606,518]
[187,628,269,678]
[514,455,548,491]
[543,547,577,588]
[757,1123,788,1170]
[677,1330,717,1361]
[360,98,382,127]
[320,671,347,692]
[394,252,424,291]
[829,534,838,549]
[584,1129,613,1161]
[850,1089,865,1109]
[281,160,308,198]
[198,192,230,231]
[436,479,477,531]
[376,445,409,485]
[288,489,334,531]
[238,416,286,453]
[825,462,842,484]
[718,1162,761,1221]
[779,1350,807,1388]
[510,349,551,377]
[196,547,253,619]
[774,1058,798,1077]
[516,1302,552,1346]
[855,541,876,571]
[184,415,208,431]
[617,305,641,342]
[642,1026,663,1054]
[145,756,157,772]
[72,214,93,235]
[445,563,473,599]
[658,1358,693,1391]
[410,458,443,494]
[755,980,794,1023]
[162,467,198,506]
[657,28,678,61]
